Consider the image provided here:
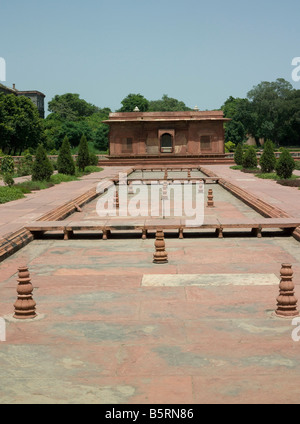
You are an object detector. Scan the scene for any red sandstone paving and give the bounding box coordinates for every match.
[204,164,300,218]
[0,166,131,238]
[1,235,300,404]
[2,167,300,403]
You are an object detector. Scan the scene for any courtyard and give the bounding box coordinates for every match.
[0,164,300,404]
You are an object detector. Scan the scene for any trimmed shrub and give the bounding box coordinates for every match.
[77,135,90,171]
[234,143,243,165]
[89,153,99,166]
[57,137,75,175]
[32,145,53,182]
[1,155,15,186]
[275,149,295,179]
[242,146,257,169]
[260,140,276,173]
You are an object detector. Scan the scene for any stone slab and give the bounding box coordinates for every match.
[142,273,280,287]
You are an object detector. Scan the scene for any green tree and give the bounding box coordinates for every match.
[118,93,149,112]
[32,144,53,181]
[275,149,295,179]
[48,93,100,121]
[94,124,109,151]
[242,146,257,169]
[148,94,191,111]
[77,135,90,171]
[234,143,243,165]
[0,93,44,155]
[259,140,277,173]
[57,136,75,175]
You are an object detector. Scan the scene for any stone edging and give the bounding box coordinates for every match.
[200,166,300,242]
[0,169,133,262]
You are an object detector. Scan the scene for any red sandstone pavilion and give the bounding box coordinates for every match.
[103,110,230,161]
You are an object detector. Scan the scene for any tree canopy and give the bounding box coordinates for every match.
[118,93,149,112]
[0,93,45,155]
[148,94,192,112]
[222,78,300,146]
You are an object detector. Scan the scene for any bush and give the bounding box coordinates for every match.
[50,173,78,184]
[225,141,236,153]
[0,186,24,203]
[17,153,33,177]
[275,149,295,179]
[1,155,15,186]
[57,136,75,175]
[234,143,243,165]
[89,153,99,166]
[242,146,257,169]
[1,155,15,174]
[260,140,277,173]
[32,144,53,182]
[84,166,102,173]
[77,135,90,171]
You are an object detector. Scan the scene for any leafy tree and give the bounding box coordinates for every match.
[225,119,247,145]
[234,143,243,165]
[275,149,295,179]
[77,135,90,171]
[118,93,149,112]
[0,93,44,155]
[259,140,277,173]
[57,136,75,175]
[32,144,53,181]
[148,94,192,111]
[242,146,257,169]
[94,124,109,151]
[48,93,100,121]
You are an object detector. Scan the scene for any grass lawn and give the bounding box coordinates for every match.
[0,167,103,204]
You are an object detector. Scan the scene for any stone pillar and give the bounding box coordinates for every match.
[14,266,37,319]
[276,264,299,317]
[153,229,168,264]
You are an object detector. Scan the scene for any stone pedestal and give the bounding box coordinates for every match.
[14,266,37,319]
[153,229,168,264]
[276,264,299,317]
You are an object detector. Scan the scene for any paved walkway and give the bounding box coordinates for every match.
[0,167,131,239]
[203,165,300,218]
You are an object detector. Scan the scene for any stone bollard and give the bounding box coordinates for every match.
[188,169,191,179]
[128,183,134,194]
[162,182,168,200]
[198,181,204,193]
[164,169,168,180]
[113,188,119,209]
[14,266,37,319]
[207,188,214,207]
[153,229,168,264]
[276,264,299,317]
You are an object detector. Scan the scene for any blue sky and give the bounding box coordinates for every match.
[1,0,300,115]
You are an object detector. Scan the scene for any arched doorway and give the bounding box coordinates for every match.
[160,133,173,153]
